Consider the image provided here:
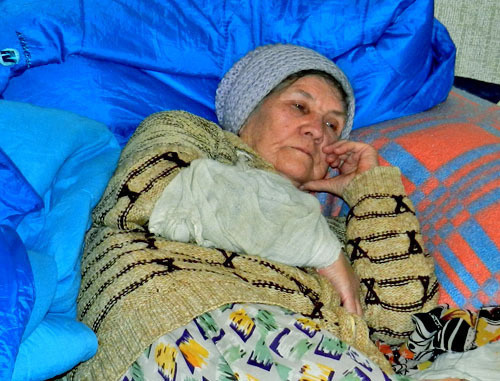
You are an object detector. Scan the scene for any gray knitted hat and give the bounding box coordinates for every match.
[216,43,355,139]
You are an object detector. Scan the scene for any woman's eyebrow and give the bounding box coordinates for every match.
[293,89,314,100]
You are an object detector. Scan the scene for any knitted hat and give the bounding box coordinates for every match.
[216,44,355,139]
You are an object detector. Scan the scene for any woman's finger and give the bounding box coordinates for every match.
[356,300,363,316]
[322,139,356,154]
[325,154,342,167]
[342,296,358,315]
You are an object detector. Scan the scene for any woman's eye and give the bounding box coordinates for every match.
[293,103,305,112]
[325,121,336,130]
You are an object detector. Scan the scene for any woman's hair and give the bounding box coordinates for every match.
[244,69,348,129]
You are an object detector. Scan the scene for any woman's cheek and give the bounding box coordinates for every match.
[275,150,311,180]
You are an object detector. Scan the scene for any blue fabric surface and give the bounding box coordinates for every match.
[11,314,98,381]
[0,0,455,146]
[0,148,41,380]
[0,226,35,381]
[0,148,43,229]
[20,250,57,341]
[0,100,120,380]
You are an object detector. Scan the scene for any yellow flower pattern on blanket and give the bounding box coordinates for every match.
[230,308,256,342]
[154,343,178,379]
[177,329,209,371]
[475,306,500,346]
[295,317,321,337]
[299,363,334,381]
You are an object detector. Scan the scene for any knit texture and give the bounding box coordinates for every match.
[69,111,437,380]
[215,44,355,138]
[343,167,439,343]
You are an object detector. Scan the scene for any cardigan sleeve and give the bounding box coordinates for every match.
[91,110,241,231]
[342,166,439,344]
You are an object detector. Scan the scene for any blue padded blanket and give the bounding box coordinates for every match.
[0,101,121,381]
[0,0,455,146]
[0,148,41,381]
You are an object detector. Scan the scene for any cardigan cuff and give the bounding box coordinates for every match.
[342,166,405,207]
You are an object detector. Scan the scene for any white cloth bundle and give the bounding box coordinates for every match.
[149,155,341,268]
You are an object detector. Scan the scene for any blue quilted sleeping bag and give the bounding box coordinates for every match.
[1,0,455,146]
[0,101,120,380]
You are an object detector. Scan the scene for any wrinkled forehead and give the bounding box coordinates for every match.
[274,73,347,109]
[278,74,347,113]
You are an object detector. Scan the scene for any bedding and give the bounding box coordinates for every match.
[412,341,500,381]
[377,304,500,375]
[0,225,34,381]
[0,148,41,381]
[0,101,121,380]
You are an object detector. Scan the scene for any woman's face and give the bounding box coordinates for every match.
[239,75,346,187]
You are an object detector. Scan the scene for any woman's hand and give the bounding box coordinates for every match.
[317,253,362,316]
[302,140,379,196]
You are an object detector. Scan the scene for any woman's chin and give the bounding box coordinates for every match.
[274,153,323,187]
[277,167,312,188]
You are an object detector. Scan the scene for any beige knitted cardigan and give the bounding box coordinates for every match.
[70,111,438,380]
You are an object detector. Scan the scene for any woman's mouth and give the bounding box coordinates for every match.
[293,146,312,157]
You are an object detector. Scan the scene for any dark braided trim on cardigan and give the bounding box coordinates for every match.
[346,193,416,224]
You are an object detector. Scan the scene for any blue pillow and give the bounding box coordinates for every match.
[1,0,455,145]
[0,148,40,380]
[20,250,58,341]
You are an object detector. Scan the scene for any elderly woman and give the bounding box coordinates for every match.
[72,44,439,381]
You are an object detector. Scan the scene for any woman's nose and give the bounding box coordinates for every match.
[302,115,325,142]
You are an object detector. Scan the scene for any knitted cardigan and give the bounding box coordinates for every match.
[70,111,438,380]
